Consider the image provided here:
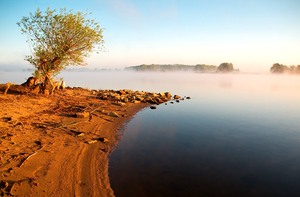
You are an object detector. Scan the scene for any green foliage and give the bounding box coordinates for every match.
[17,8,104,81]
[270,63,290,73]
[217,63,234,73]
[295,65,300,73]
[195,64,218,72]
[270,63,300,74]
[126,64,195,72]
[126,64,218,72]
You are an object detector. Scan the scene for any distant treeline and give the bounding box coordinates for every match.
[270,63,300,74]
[125,63,238,73]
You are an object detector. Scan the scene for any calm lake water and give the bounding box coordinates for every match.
[1,71,300,196]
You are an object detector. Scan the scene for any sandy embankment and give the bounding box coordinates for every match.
[0,85,171,196]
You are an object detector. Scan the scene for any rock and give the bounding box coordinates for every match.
[99,137,109,143]
[76,112,90,118]
[108,112,119,117]
[150,106,157,109]
[145,97,152,102]
[186,96,191,99]
[121,97,129,103]
[152,93,159,97]
[174,95,181,99]
[156,98,164,104]
[176,100,180,103]
[136,96,144,101]
[165,92,172,99]
[138,91,146,96]
[0,181,9,189]
[159,92,165,97]
[117,102,126,107]
[98,95,108,100]
[77,133,85,137]
[113,95,121,101]
[94,90,177,105]
[119,90,126,95]
[87,140,98,145]
[2,117,12,122]
[149,98,159,104]
[100,109,107,114]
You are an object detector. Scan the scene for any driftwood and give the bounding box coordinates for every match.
[50,80,65,94]
[4,83,11,94]
[21,77,38,88]
[16,76,66,95]
[18,151,39,168]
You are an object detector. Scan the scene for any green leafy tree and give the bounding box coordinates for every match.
[195,64,217,72]
[296,65,300,73]
[217,62,234,73]
[17,8,104,93]
[270,63,291,73]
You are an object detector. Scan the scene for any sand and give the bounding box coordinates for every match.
[0,86,149,196]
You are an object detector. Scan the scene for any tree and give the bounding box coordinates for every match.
[217,62,234,73]
[296,65,300,73]
[270,63,290,73]
[194,64,217,72]
[17,8,104,93]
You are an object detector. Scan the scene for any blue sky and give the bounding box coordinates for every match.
[0,0,299,72]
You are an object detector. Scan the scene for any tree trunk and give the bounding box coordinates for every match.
[43,75,52,95]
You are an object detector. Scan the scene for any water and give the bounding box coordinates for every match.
[1,71,300,196]
[107,73,300,197]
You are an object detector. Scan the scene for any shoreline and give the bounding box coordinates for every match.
[0,85,167,196]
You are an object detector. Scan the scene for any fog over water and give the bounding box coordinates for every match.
[1,71,300,196]
[1,70,300,98]
[108,72,300,197]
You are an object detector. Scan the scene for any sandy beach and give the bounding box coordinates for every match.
[0,84,172,196]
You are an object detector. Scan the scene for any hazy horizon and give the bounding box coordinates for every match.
[0,64,295,76]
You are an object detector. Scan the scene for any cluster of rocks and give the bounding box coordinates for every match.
[74,90,187,119]
[97,90,178,105]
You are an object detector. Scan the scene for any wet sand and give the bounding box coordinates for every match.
[0,86,150,196]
